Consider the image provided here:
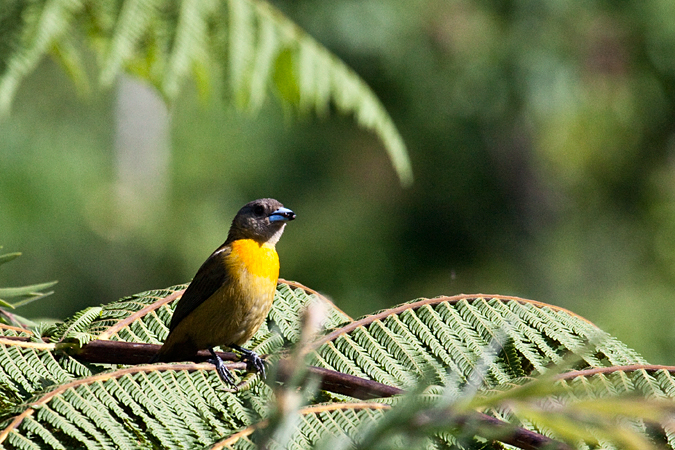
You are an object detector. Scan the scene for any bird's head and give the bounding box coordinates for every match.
[227,198,296,245]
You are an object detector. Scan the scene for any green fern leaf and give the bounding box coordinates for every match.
[309,295,647,392]
[0,0,412,184]
[0,253,22,267]
[0,366,272,449]
[98,0,167,86]
[0,0,84,113]
[162,0,218,99]
[2,284,670,449]
[480,367,675,449]
[212,403,392,450]
[48,306,102,346]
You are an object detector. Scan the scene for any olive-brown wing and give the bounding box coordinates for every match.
[169,244,231,331]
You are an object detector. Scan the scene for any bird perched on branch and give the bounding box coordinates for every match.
[152,198,296,385]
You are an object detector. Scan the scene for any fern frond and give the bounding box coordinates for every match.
[1,0,412,184]
[0,325,32,339]
[99,0,166,86]
[0,0,84,113]
[3,283,670,449]
[94,285,186,342]
[267,281,352,342]
[0,250,57,328]
[245,0,412,184]
[459,366,675,450]
[0,282,58,303]
[211,403,391,449]
[309,295,647,394]
[0,365,269,450]
[162,0,218,99]
[48,306,102,346]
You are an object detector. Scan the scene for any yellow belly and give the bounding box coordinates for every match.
[221,239,279,344]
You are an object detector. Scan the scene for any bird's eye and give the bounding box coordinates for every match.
[254,205,265,216]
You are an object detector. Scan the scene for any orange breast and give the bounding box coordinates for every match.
[227,239,280,281]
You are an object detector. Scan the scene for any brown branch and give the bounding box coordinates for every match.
[74,339,236,365]
[74,340,401,398]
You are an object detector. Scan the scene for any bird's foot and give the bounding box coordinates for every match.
[231,345,266,380]
[208,348,237,388]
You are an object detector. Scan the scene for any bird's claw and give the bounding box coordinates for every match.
[232,345,267,380]
[208,348,237,388]
[243,352,267,379]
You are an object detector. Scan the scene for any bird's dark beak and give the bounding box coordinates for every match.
[269,207,296,222]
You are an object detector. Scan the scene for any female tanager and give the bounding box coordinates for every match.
[153,198,295,385]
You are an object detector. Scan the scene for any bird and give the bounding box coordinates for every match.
[152,198,296,386]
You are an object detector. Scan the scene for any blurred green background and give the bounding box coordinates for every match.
[3,0,675,364]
